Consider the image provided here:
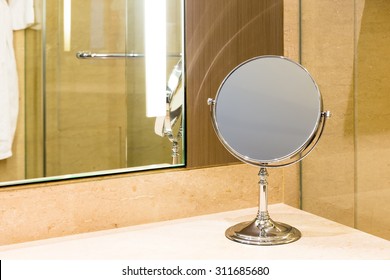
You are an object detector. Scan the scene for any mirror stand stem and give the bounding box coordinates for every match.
[171,140,179,165]
[169,125,182,165]
[258,167,269,214]
[225,166,301,245]
[251,168,276,239]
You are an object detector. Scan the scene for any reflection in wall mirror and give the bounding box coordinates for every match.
[0,0,184,186]
[208,56,330,245]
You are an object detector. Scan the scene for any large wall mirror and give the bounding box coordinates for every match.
[1,0,284,187]
[0,0,184,186]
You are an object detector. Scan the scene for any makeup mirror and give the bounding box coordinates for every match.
[154,59,184,164]
[208,56,330,245]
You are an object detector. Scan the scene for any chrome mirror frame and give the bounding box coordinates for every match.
[208,56,331,245]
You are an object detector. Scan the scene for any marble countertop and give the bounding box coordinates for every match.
[1,204,390,259]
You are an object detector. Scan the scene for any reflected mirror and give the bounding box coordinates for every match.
[0,0,184,186]
[208,56,330,245]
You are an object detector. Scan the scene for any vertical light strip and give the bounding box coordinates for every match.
[145,0,167,117]
[64,0,71,51]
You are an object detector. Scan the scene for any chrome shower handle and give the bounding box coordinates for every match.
[76,51,144,59]
[76,51,181,59]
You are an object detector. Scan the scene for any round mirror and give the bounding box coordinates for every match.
[210,55,323,167]
[208,55,330,245]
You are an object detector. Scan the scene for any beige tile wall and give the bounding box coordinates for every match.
[299,0,356,227]
[296,0,390,240]
[0,164,286,245]
[354,0,390,240]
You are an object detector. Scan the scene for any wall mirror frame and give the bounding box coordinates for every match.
[0,0,284,188]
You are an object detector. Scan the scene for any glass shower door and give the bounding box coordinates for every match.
[24,0,184,179]
[299,0,390,241]
[44,0,128,176]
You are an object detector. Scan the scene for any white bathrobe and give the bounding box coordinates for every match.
[0,0,34,160]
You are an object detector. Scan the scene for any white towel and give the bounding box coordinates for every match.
[10,0,35,30]
[0,0,34,160]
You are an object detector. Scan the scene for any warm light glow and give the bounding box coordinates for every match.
[64,0,71,51]
[145,0,167,117]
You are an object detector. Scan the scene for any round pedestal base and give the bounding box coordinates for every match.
[225,218,301,246]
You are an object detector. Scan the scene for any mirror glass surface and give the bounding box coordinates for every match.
[212,56,322,165]
[0,0,184,187]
